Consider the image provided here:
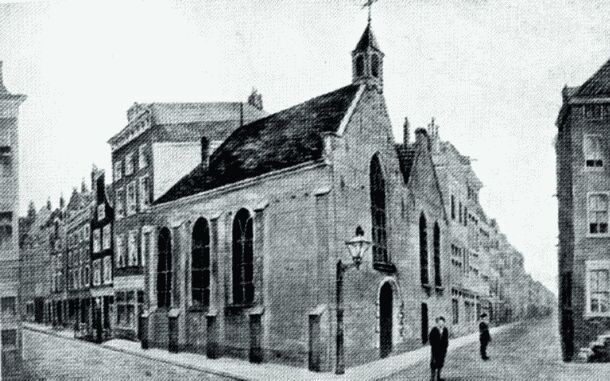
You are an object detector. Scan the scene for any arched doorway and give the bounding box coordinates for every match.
[379,282,393,358]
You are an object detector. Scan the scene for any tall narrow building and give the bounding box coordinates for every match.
[557,57,610,362]
[0,61,26,380]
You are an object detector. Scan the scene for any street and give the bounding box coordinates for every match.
[21,328,236,381]
[382,316,610,381]
[21,317,610,380]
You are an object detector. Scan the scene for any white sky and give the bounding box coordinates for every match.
[2,0,610,293]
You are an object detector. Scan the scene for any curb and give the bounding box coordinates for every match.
[23,325,248,381]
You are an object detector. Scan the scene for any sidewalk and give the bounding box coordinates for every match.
[23,321,518,381]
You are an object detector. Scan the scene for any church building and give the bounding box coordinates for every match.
[136,21,450,372]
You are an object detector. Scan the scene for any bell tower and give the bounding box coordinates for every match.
[352,20,384,89]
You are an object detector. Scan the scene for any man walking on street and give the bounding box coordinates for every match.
[479,313,491,360]
[429,316,449,381]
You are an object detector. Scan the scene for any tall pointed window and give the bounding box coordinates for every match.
[433,222,442,287]
[371,54,380,77]
[191,218,211,308]
[419,213,429,285]
[355,55,364,77]
[370,155,388,263]
[232,209,254,305]
[156,227,172,308]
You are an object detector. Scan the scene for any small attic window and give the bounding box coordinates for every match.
[371,54,380,77]
[355,55,364,77]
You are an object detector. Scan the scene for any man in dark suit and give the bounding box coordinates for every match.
[429,316,449,381]
[479,313,491,360]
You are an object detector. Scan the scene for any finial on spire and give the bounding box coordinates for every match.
[362,0,379,24]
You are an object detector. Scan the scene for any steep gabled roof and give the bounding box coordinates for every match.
[156,84,362,204]
[576,57,610,97]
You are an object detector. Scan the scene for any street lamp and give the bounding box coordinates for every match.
[336,226,371,375]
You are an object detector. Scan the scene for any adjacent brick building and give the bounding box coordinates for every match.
[0,61,26,380]
[557,57,610,361]
[90,167,115,342]
[19,203,52,323]
[107,90,267,340]
[65,182,93,337]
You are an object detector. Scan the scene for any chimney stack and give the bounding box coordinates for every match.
[0,61,7,94]
[248,88,264,111]
[201,136,210,167]
[403,117,410,144]
[414,128,430,151]
[47,198,52,211]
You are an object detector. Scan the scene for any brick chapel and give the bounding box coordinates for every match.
[127,22,451,372]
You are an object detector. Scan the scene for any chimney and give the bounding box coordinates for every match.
[47,198,52,211]
[427,117,438,139]
[91,164,98,193]
[59,194,65,209]
[427,117,441,153]
[201,136,210,167]
[0,61,7,94]
[248,88,264,111]
[81,178,87,193]
[414,128,430,151]
[403,117,410,144]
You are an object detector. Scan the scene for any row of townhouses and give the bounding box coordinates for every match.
[18,22,554,372]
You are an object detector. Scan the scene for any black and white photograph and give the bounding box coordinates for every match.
[0,0,608,379]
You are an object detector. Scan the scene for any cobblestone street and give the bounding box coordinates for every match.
[21,327,237,381]
[383,316,610,381]
[22,316,610,381]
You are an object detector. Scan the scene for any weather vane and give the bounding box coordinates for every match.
[362,0,379,23]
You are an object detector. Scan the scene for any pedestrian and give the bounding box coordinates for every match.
[429,316,449,381]
[479,313,491,360]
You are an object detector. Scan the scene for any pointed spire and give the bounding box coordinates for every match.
[354,23,381,52]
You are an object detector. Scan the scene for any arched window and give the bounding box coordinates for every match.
[433,222,441,287]
[370,154,388,263]
[191,218,211,307]
[419,213,429,285]
[371,54,380,77]
[232,209,254,305]
[157,227,172,308]
[355,55,365,77]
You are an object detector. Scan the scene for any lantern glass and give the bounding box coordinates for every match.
[345,227,371,268]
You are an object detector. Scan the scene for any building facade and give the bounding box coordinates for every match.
[19,203,52,324]
[107,92,267,340]
[65,183,93,338]
[557,57,610,361]
[127,22,452,372]
[48,205,67,327]
[90,168,115,342]
[0,61,26,380]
